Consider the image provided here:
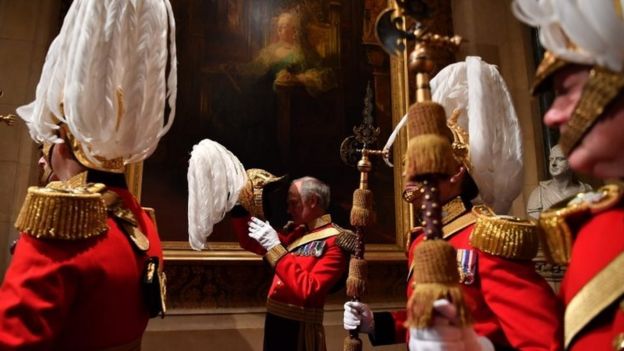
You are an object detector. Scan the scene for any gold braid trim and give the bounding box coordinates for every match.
[564,252,624,349]
[441,196,468,225]
[469,205,539,260]
[60,124,125,174]
[265,244,288,268]
[287,227,340,251]
[15,183,108,240]
[539,184,623,265]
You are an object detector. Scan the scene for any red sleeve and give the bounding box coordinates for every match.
[479,253,563,351]
[391,310,407,343]
[0,234,78,349]
[231,216,267,255]
[273,239,347,302]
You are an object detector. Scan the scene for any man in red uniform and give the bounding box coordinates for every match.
[344,57,562,350]
[513,1,624,350]
[233,173,354,351]
[0,0,177,349]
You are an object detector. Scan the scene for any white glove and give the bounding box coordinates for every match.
[248,217,281,251]
[408,299,494,351]
[343,301,375,334]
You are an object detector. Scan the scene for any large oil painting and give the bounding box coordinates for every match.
[139,0,405,256]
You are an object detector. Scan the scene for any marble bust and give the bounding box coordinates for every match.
[527,145,593,219]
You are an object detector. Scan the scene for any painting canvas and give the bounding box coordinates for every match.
[140,0,401,250]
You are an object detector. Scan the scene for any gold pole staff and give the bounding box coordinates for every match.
[375,0,469,329]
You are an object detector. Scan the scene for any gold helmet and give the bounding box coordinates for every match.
[513,0,624,154]
[238,169,288,220]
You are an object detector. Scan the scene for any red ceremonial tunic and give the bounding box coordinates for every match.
[232,213,348,351]
[0,188,163,350]
[560,206,624,351]
[372,206,562,351]
[232,214,348,308]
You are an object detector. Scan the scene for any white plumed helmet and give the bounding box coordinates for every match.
[430,56,524,214]
[382,57,523,214]
[512,0,624,154]
[16,0,177,173]
[187,139,247,251]
[513,0,624,73]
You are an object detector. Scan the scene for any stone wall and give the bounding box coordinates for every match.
[0,0,60,279]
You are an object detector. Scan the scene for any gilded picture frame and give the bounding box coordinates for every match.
[126,40,412,264]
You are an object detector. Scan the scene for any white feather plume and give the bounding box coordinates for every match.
[188,139,247,251]
[513,0,624,72]
[382,113,408,167]
[431,57,524,214]
[16,0,177,166]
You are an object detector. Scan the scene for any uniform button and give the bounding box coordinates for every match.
[614,333,624,351]
[277,281,282,286]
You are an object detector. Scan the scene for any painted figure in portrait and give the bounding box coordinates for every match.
[205,6,336,174]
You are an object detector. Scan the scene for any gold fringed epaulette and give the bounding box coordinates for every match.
[335,226,358,253]
[469,205,539,260]
[14,172,108,240]
[538,184,623,265]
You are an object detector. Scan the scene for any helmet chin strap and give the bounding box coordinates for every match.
[559,67,624,155]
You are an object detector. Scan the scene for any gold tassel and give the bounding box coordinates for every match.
[406,134,457,177]
[350,206,373,227]
[350,188,375,227]
[352,188,373,209]
[404,101,458,178]
[407,101,453,139]
[406,282,469,328]
[405,240,471,328]
[346,258,368,297]
[343,335,362,351]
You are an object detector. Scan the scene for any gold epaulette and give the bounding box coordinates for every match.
[334,225,358,253]
[539,184,623,265]
[469,205,539,260]
[14,173,109,240]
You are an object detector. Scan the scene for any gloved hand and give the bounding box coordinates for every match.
[248,217,281,251]
[408,299,494,351]
[343,301,375,334]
